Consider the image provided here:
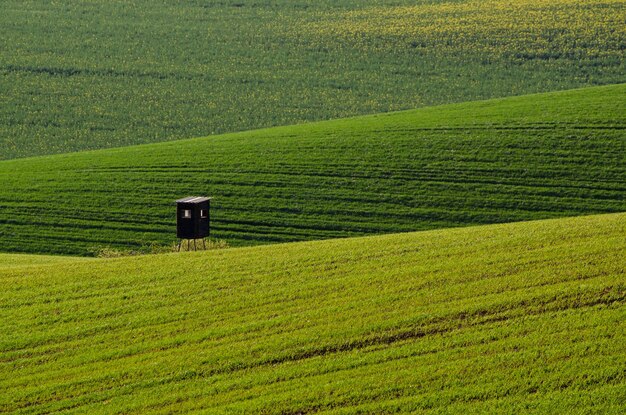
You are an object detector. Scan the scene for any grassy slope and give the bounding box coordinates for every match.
[1,213,624,413]
[1,85,624,256]
[0,0,624,159]
[0,254,89,269]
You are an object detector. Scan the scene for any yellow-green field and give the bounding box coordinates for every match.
[1,213,624,413]
[1,0,624,159]
[307,0,625,59]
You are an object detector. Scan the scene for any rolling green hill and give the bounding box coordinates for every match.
[1,213,624,413]
[1,0,624,159]
[1,85,624,256]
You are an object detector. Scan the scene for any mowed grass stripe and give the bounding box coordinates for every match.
[1,85,624,256]
[0,213,624,413]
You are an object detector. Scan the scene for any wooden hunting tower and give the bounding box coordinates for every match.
[176,196,212,251]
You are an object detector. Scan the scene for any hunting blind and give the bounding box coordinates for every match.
[176,196,212,251]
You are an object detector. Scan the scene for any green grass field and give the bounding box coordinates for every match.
[1,0,624,159]
[0,85,624,256]
[0,253,89,269]
[2,1,624,412]
[1,213,624,413]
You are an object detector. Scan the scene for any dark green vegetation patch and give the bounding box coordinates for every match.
[0,0,624,159]
[1,214,625,413]
[0,85,624,255]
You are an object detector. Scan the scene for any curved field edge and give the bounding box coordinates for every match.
[1,84,624,256]
[0,213,624,413]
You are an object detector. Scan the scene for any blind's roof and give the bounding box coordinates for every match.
[175,196,212,204]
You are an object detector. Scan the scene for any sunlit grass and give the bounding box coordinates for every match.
[306,0,625,60]
[1,213,624,413]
